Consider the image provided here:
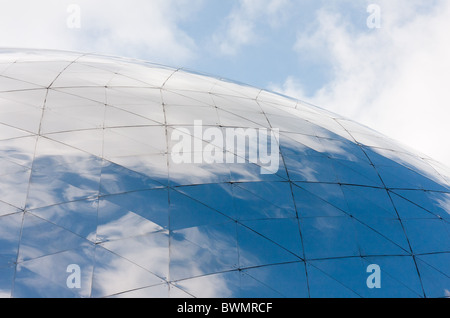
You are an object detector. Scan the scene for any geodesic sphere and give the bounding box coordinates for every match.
[0,49,449,298]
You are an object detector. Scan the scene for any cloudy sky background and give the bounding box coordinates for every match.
[0,0,449,167]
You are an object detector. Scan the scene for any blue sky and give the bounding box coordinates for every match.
[0,0,449,167]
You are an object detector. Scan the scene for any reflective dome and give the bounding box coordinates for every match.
[0,49,449,298]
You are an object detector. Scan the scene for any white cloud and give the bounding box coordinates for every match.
[269,76,308,102]
[212,0,292,55]
[273,0,450,166]
[0,0,202,64]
